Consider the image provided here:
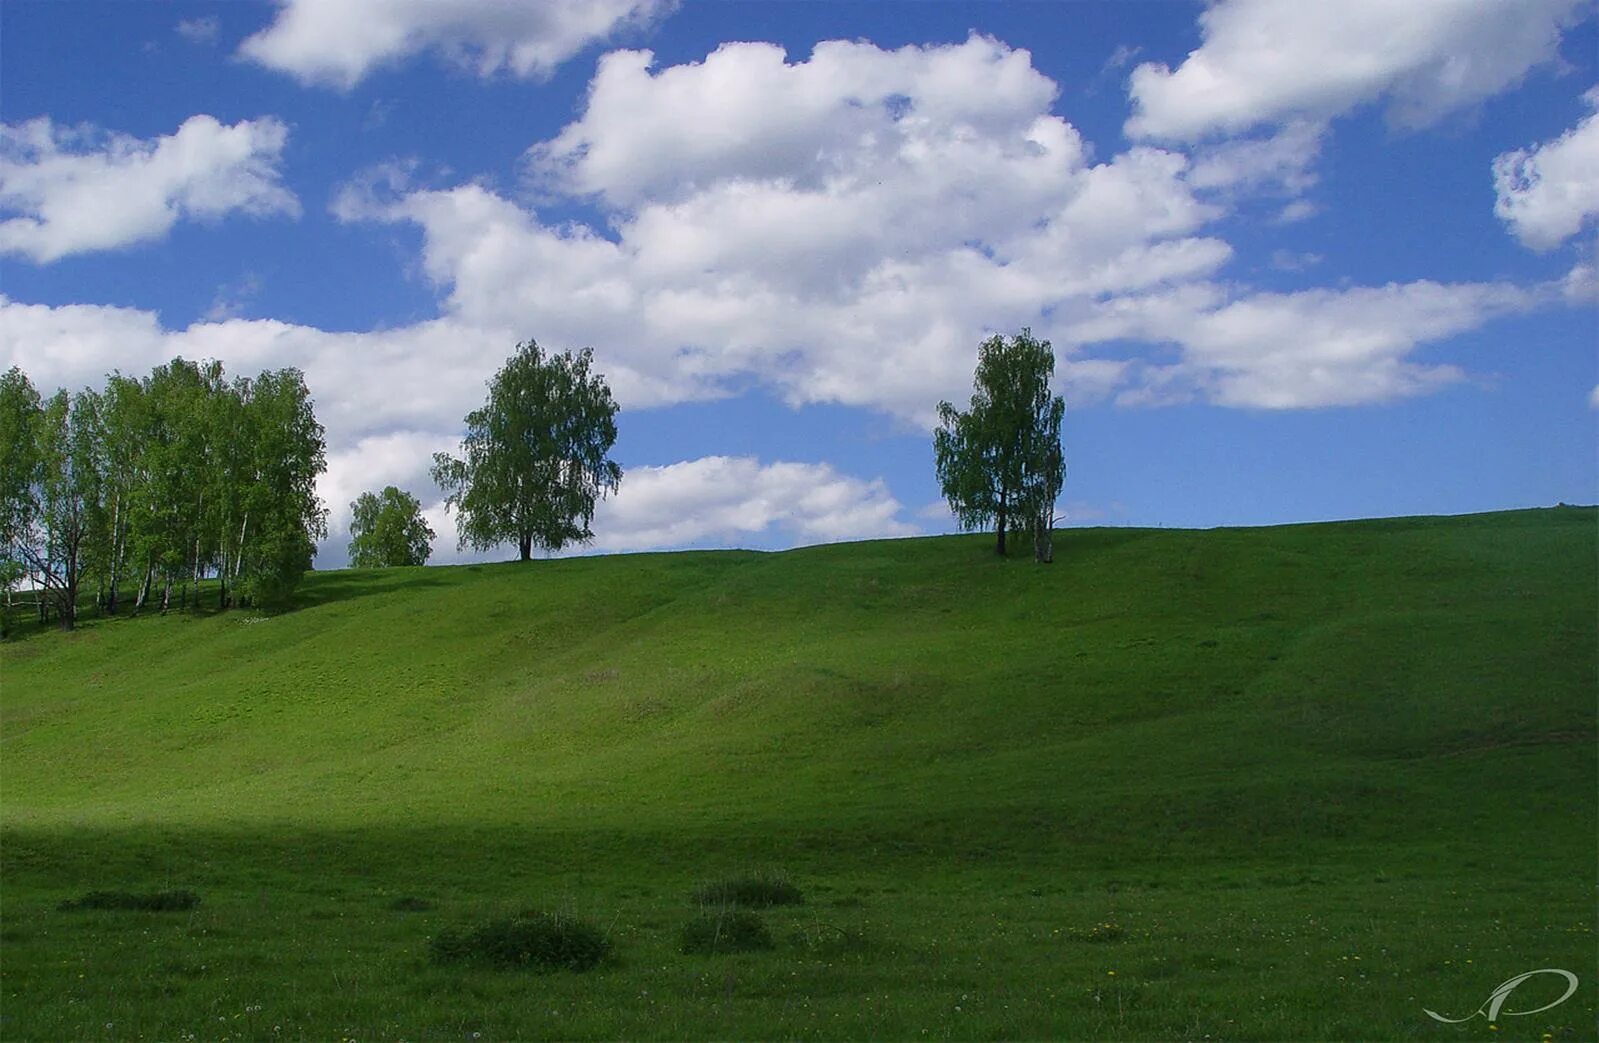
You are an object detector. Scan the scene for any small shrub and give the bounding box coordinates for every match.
[428,911,609,971]
[693,874,803,909]
[1084,921,1125,943]
[388,896,434,912]
[679,910,775,955]
[57,890,200,912]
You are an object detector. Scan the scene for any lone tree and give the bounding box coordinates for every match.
[348,486,434,567]
[431,340,622,562]
[933,329,1065,561]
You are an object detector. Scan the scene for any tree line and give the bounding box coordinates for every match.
[0,329,1062,637]
[0,360,327,633]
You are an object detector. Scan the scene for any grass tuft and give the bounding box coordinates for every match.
[693,874,803,908]
[1084,921,1125,943]
[428,911,609,971]
[388,895,434,912]
[56,890,200,912]
[679,909,775,955]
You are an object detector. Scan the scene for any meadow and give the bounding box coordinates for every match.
[1,507,1594,1040]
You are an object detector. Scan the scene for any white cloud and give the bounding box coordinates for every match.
[1186,120,1323,194]
[1589,384,1599,409]
[342,36,1227,421]
[1494,86,1599,251]
[1275,199,1318,224]
[239,0,674,88]
[1074,280,1544,409]
[0,115,298,263]
[1268,249,1322,273]
[1562,261,1599,303]
[175,16,220,45]
[588,456,916,552]
[1127,0,1586,141]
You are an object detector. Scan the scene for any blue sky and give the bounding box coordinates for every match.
[2,0,1596,564]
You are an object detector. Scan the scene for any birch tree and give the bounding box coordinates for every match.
[432,340,621,562]
[933,329,1065,560]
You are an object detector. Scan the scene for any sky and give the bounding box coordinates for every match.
[2,0,1596,567]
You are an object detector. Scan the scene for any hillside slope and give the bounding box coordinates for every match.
[5,509,1592,845]
[2,507,1594,1039]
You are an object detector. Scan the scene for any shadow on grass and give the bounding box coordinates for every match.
[291,567,451,611]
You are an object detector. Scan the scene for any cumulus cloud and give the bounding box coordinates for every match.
[1562,261,1599,303]
[6,33,1584,558]
[1071,280,1544,409]
[338,36,1227,420]
[588,456,915,552]
[1127,0,1586,141]
[239,0,674,88]
[0,115,298,263]
[1494,86,1599,251]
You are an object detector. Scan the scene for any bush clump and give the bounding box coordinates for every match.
[693,874,803,909]
[57,890,200,912]
[679,909,775,955]
[428,911,609,971]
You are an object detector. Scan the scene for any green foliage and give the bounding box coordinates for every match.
[0,359,327,627]
[429,911,610,971]
[934,329,1065,558]
[348,486,434,568]
[679,909,775,955]
[694,874,804,908]
[431,340,621,561]
[57,890,200,912]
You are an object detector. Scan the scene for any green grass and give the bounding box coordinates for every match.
[2,507,1594,1040]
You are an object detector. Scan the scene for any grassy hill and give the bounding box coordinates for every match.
[2,508,1594,1039]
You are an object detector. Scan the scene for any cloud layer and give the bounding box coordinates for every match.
[0,115,298,263]
[6,21,1591,561]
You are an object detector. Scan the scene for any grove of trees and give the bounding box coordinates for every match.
[0,360,327,633]
[431,340,622,561]
[348,486,434,568]
[934,329,1066,562]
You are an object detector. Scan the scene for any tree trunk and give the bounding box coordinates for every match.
[105,494,122,615]
[995,494,1008,557]
[1033,513,1054,564]
[235,511,249,582]
[58,568,77,631]
[519,533,532,561]
[135,559,153,612]
[160,574,172,613]
[191,535,203,612]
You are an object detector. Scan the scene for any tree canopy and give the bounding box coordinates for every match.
[1,360,327,632]
[348,486,434,568]
[431,340,622,562]
[933,329,1065,561]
